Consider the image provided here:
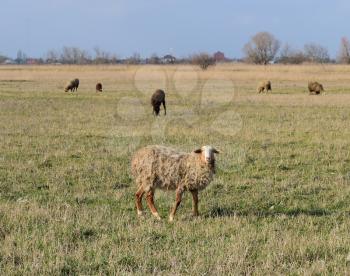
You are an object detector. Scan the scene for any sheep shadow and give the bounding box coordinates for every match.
[204,206,333,219]
[113,183,129,190]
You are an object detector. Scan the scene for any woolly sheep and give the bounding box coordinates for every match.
[74,79,79,91]
[64,78,79,92]
[257,80,272,93]
[131,145,219,221]
[64,80,75,92]
[151,89,166,116]
[96,82,103,92]
[308,81,324,95]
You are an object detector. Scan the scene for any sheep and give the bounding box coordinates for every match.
[73,78,79,91]
[257,80,272,93]
[151,89,166,116]
[308,81,324,95]
[96,82,103,92]
[64,78,79,92]
[64,80,75,92]
[131,145,219,221]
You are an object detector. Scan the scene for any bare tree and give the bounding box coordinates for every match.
[15,50,27,64]
[337,37,350,64]
[125,52,141,64]
[0,54,8,64]
[60,47,91,64]
[278,43,306,64]
[93,47,114,64]
[243,32,280,64]
[303,43,329,63]
[45,49,59,64]
[191,53,216,70]
[148,53,161,64]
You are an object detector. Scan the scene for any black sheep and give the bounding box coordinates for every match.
[151,89,166,116]
[96,83,103,92]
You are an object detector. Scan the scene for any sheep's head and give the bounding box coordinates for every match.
[153,105,161,115]
[193,145,219,169]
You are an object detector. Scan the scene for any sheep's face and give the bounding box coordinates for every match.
[194,146,219,166]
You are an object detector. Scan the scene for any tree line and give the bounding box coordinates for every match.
[2,32,350,68]
[244,32,332,65]
[243,32,350,65]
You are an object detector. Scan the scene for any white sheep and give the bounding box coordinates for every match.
[131,145,219,221]
[257,80,271,93]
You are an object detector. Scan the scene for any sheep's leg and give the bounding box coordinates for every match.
[169,188,183,222]
[135,186,145,217]
[146,190,161,220]
[190,190,199,217]
[163,100,166,115]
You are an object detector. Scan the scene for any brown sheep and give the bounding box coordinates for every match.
[131,145,219,221]
[73,79,79,91]
[96,83,103,92]
[64,80,75,92]
[64,78,79,92]
[308,81,324,95]
[257,80,272,93]
[151,89,166,116]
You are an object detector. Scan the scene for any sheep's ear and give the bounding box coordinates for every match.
[213,149,220,154]
[193,148,202,154]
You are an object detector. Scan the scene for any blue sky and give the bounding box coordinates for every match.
[0,0,349,58]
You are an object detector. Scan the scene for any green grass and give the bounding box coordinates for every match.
[0,64,350,275]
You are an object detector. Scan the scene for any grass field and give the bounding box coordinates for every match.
[1,63,350,275]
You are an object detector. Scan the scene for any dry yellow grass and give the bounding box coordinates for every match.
[0,64,350,274]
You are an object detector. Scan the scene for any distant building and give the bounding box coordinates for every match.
[26,58,39,65]
[213,51,226,62]
[25,58,44,65]
[162,54,176,64]
[3,59,16,64]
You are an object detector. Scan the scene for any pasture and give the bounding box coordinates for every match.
[0,64,350,274]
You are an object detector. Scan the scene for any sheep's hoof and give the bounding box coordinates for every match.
[152,212,161,221]
[137,210,143,216]
[137,211,145,219]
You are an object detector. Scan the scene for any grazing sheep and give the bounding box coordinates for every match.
[64,80,75,92]
[257,80,272,93]
[96,83,103,92]
[308,81,324,95]
[73,78,79,91]
[131,145,219,221]
[64,78,79,92]
[151,89,166,116]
